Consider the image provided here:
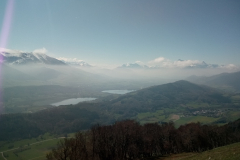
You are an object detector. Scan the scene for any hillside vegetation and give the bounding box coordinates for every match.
[46,119,240,160]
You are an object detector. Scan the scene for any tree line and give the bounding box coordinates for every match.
[47,118,240,160]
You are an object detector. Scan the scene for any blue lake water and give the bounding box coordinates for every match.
[102,90,135,94]
[51,98,97,106]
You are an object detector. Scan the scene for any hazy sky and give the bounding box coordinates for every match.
[0,0,239,67]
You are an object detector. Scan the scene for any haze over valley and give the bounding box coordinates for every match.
[0,1,240,160]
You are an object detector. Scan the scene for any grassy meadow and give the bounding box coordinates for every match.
[159,142,240,160]
[0,133,66,160]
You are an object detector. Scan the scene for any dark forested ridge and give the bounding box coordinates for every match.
[107,80,236,120]
[0,80,239,141]
[46,119,240,160]
[2,85,106,113]
[0,105,111,141]
[110,80,231,108]
[113,80,231,106]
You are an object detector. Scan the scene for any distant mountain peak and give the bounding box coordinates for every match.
[57,58,92,67]
[117,60,224,70]
[0,50,65,65]
[178,59,184,61]
[202,61,207,65]
[118,63,149,69]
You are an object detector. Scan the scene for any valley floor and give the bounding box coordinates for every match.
[0,133,70,160]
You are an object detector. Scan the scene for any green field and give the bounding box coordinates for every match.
[231,95,240,104]
[159,142,240,160]
[136,109,167,124]
[135,108,224,127]
[0,133,56,152]
[0,133,66,160]
[185,102,210,108]
[1,140,59,160]
[174,116,220,128]
[224,110,240,122]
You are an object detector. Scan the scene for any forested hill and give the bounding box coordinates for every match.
[113,80,230,105]
[108,80,232,116]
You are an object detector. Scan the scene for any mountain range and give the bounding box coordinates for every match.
[117,63,149,69]
[57,59,92,67]
[117,60,221,69]
[1,50,239,92]
[0,51,65,65]
[0,49,238,71]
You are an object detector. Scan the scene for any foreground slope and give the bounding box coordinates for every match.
[46,119,240,160]
[1,121,239,160]
[160,142,240,160]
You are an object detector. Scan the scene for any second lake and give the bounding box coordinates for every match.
[51,98,97,106]
[102,90,135,94]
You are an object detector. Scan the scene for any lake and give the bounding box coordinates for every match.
[102,90,135,94]
[51,98,97,106]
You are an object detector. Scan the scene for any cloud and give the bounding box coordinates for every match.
[135,60,145,65]
[135,61,142,63]
[56,57,84,63]
[220,64,239,70]
[148,57,171,67]
[0,48,22,54]
[1,48,48,55]
[148,57,165,65]
[173,60,201,68]
[154,57,165,62]
[146,57,239,70]
[33,48,47,54]
[159,59,206,68]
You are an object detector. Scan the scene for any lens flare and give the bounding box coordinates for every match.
[0,0,14,53]
[0,0,14,114]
